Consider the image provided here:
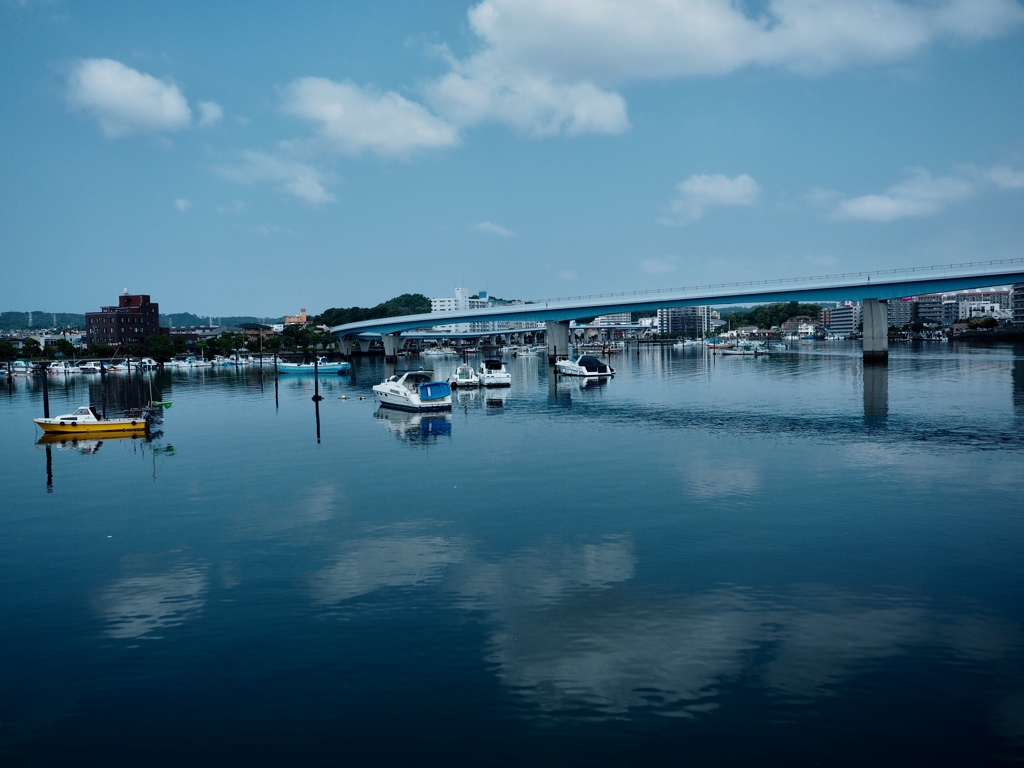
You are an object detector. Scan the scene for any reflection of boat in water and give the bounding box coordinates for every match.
[448,363,481,388]
[36,434,126,453]
[485,387,509,407]
[479,358,512,387]
[276,356,351,374]
[374,407,452,442]
[555,354,615,378]
[34,405,152,436]
[373,370,453,412]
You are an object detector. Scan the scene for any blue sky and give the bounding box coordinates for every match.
[2,0,1023,318]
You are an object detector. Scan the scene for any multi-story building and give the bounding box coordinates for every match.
[1013,284,1024,326]
[85,292,166,347]
[657,306,710,337]
[430,288,491,333]
[826,302,861,337]
[915,294,944,325]
[888,297,917,329]
[954,289,1011,310]
[959,301,1012,322]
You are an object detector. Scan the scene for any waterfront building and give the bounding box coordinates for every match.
[825,302,861,337]
[85,292,166,347]
[593,312,631,326]
[430,288,491,333]
[657,306,711,337]
[959,301,1012,322]
[888,298,917,329]
[1013,284,1024,326]
[954,288,1011,310]
[915,294,945,325]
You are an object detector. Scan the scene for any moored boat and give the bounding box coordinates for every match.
[276,356,351,374]
[47,361,81,375]
[447,362,481,388]
[34,405,151,436]
[373,370,452,412]
[478,358,512,387]
[555,354,615,378]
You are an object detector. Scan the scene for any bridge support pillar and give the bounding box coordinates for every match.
[381,333,403,363]
[337,337,354,359]
[546,321,570,362]
[862,298,888,364]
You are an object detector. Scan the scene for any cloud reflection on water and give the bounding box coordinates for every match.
[94,561,208,640]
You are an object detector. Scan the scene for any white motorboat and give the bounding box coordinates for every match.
[720,341,770,356]
[78,361,103,373]
[447,363,481,388]
[373,370,453,412]
[555,354,615,378]
[478,358,512,387]
[47,361,81,375]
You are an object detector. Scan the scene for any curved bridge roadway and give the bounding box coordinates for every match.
[331,259,1024,361]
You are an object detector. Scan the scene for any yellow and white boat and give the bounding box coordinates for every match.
[34,406,149,436]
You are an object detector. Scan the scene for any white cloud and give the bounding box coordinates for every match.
[641,256,677,274]
[421,0,1024,136]
[281,77,459,157]
[215,150,335,206]
[174,198,192,212]
[473,221,516,237]
[426,56,629,137]
[66,58,192,138]
[833,168,975,221]
[197,100,223,127]
[974,165,1024,190]
[664,173,760,223]
[464,0,1024,79]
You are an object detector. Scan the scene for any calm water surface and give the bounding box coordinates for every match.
[2,342,1024,766]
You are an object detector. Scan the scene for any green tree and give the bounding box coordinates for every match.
[0,340,16,361]
[22,338,43,357]
[145,334,177,363]
[52,338,77,358]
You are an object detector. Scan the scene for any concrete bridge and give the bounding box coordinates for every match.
[331,259,1024,362]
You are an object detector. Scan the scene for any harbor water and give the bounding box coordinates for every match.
[2,342,1023,766]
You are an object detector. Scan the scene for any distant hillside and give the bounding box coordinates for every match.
[0,310,284,332]
[162,313,285,328]
[0,312,86,331]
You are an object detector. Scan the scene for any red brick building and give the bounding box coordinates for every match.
[85,292,167,347]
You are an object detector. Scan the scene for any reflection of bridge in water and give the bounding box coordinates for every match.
[331,259,1024,363]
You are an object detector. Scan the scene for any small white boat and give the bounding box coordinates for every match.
[479,358,512,387]
[555,354,615,378]
[720,341,770,356]
[420,346,459,359]
[447,363,481,388]
[78,361,103,373]
[373,370,453,412]
[47,361,81,375]
[276,356,351,375]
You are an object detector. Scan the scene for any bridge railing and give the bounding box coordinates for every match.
[526,257,1024,306]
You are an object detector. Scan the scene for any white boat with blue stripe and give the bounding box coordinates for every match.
[373,370,452,412]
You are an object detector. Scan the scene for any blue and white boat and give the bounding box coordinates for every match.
[373,370,452,412]
[276,356,351,375]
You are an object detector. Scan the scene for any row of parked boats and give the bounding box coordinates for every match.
[373,353,616,413]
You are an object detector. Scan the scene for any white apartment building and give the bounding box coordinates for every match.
[657,306,711,337]
[430,288,490,333]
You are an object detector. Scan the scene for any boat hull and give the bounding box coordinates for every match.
[34,418,148,435]
[276,363,351,374]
